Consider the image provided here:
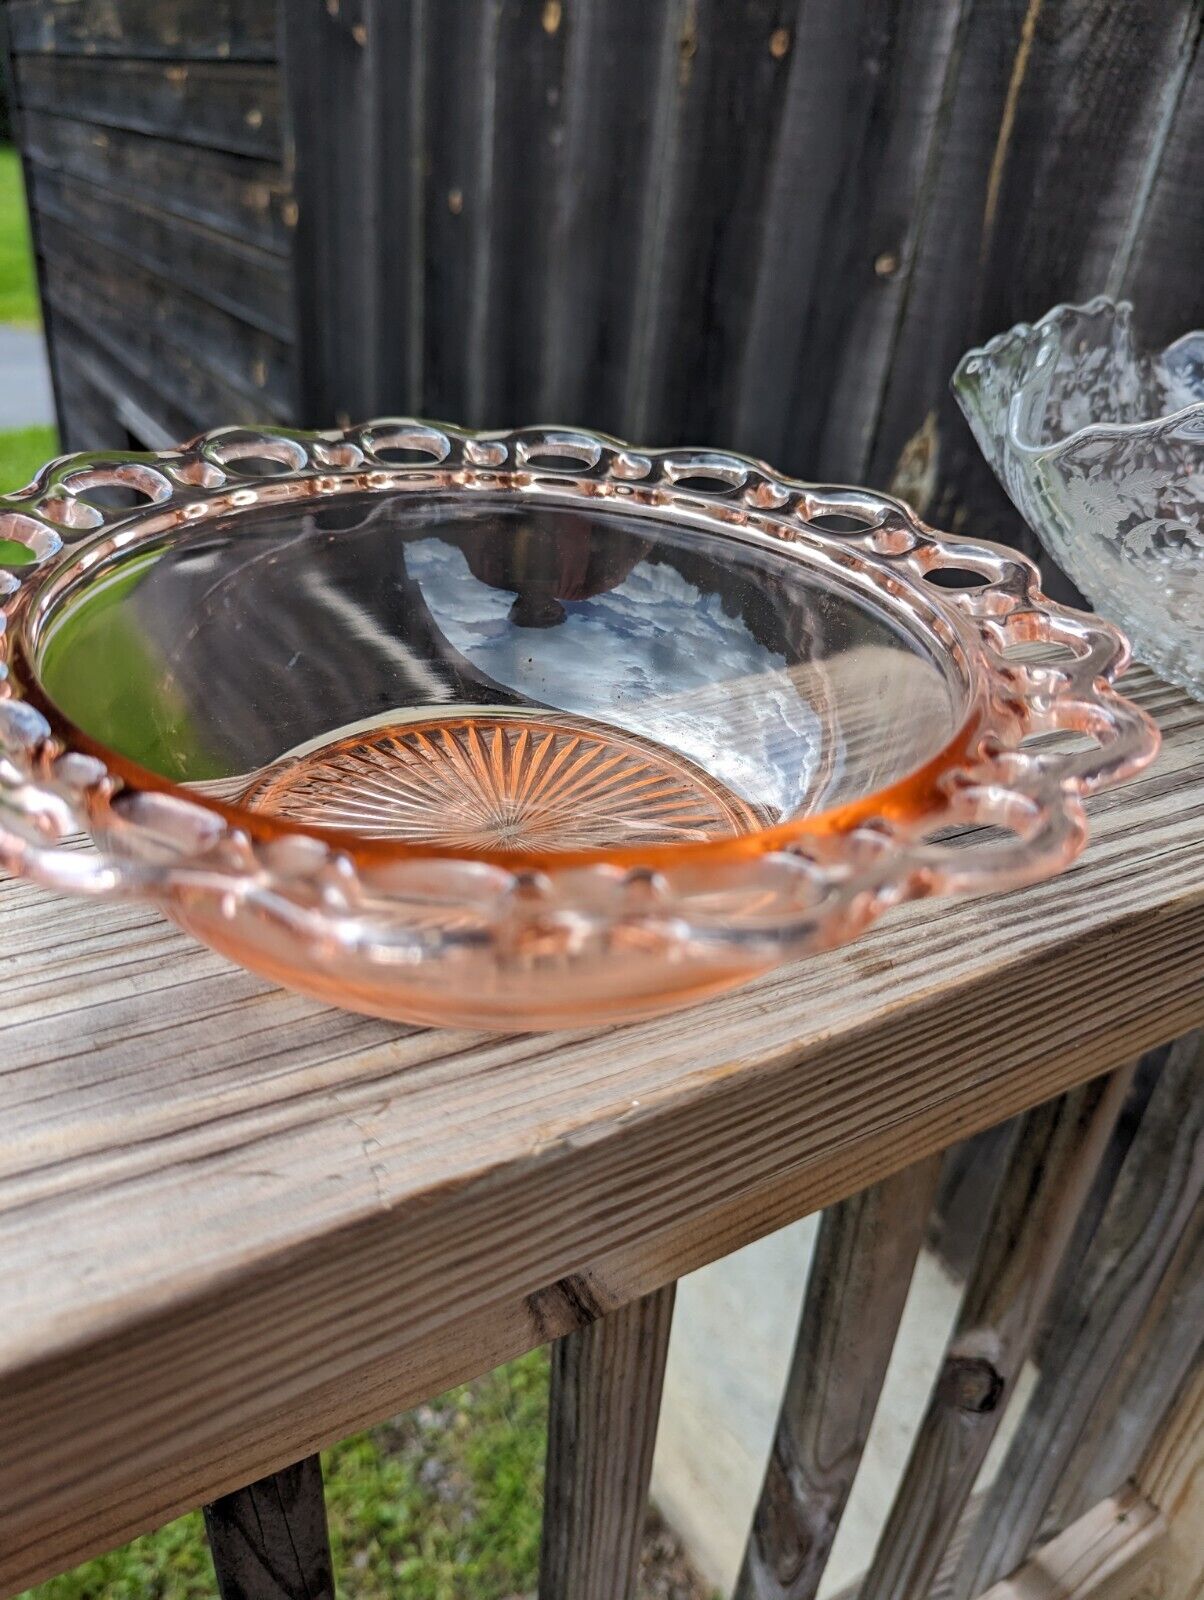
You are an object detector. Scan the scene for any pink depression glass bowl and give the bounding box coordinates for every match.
[0,422,1159,1029]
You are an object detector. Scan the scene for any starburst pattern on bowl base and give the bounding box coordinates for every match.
[238,713,763,851]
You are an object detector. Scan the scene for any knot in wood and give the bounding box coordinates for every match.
[938,1354,1005,1413]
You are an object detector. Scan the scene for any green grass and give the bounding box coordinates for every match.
[0,422,58,494]
[20,1351,551,1600]
[0,146,40,325]
[0,425,58,563]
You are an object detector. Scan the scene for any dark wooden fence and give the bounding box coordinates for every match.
[3,0,1203,602]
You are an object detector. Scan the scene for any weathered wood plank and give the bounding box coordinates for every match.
[0,669,1199,1595]
[37,216,295,418]
[1046,1198,1204,1534]
[926,1118,1018,1283]
[734,1156,943,1600]
[20,109,292,254]
[54,341,133,453]
[7,0,277,61]
[1119,11,1204,337]
[619,0,797,444]
[974,1490,1166,1600]
[731,0,936,473]
[274,0,1202,537]
[43,285,280,436]
[539,1285,676,1600]
[974,1370,1204,1600]
[203,1455,334,1600]
[280,0,422,426]
[862,1,1200,593]
[736,0,963,483]
[536,0,665,429]
[468,0,569,427]
[857,1070,1136,1600]
[1136,1365,1204,1600]
[13,56,280,158]
[28,165,294,340]
[951,1032,1204,1599]
[418,3,492,426]
[55,324,205,449]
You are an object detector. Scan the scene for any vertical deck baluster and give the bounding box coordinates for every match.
[539,1282,676,1600]
[951,1033,1204,1598]
[857,1068,1136,1600]
[203,1454,334,1600]
[734,1154,944,1600]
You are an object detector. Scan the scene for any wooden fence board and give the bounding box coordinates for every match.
[55,323,213,449]
[20,109,292,254]
[280,0,422,426]
[619,0,797,444]
[863,0,1200,588]
[7,0,277,60]
[1136,1365,1204,1600]
[535,0,666,431]
[13,56,280,157]
[43,284,286,435]
[28,166,293,340]
[1120,14,1204,336]
[732,0,962,480]
[974,1490,1166,1600]
[37,215,295,417]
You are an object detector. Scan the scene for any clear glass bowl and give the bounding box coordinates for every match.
[954,296,1204,697]
[0,423,1158,1028]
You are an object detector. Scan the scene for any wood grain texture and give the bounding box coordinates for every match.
[11,0,1204,562]
[28,165,294,340]
[0,670,1199,1594]
[734,1156,943,1600]
[734,0,964,481]
[270,0,1203,610]
[536,0,666,431]
[1048,1202,1204,1537]
[279,0,421,427]
[1136,1365,1204,1600]
[36,217,295,420]
[6,0,276,60]
[20,109,293,254]
[13,56,280,157]
[53,318,209,450]
[1120,13,1204,331]
[539,1285,675,1600]
[203,1456,333,1600]
[54,341,138,453]
[861,0,1201,597]
[968,1374,1203,1600]
[951,1033,1204,1598]
[857,1069,1135,1600]
[973,1490,1166,1600]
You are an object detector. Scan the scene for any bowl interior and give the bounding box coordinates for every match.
[30,491,965,851]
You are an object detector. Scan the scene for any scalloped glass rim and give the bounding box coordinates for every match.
[953,295,1204,696]
[955,295,1204,460]
[0,422,1163,1028]
[1,428,1019,872]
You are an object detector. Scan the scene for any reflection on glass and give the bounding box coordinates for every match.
[35,495,960,847]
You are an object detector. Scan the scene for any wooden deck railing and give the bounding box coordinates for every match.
[1,668,1201,1600]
